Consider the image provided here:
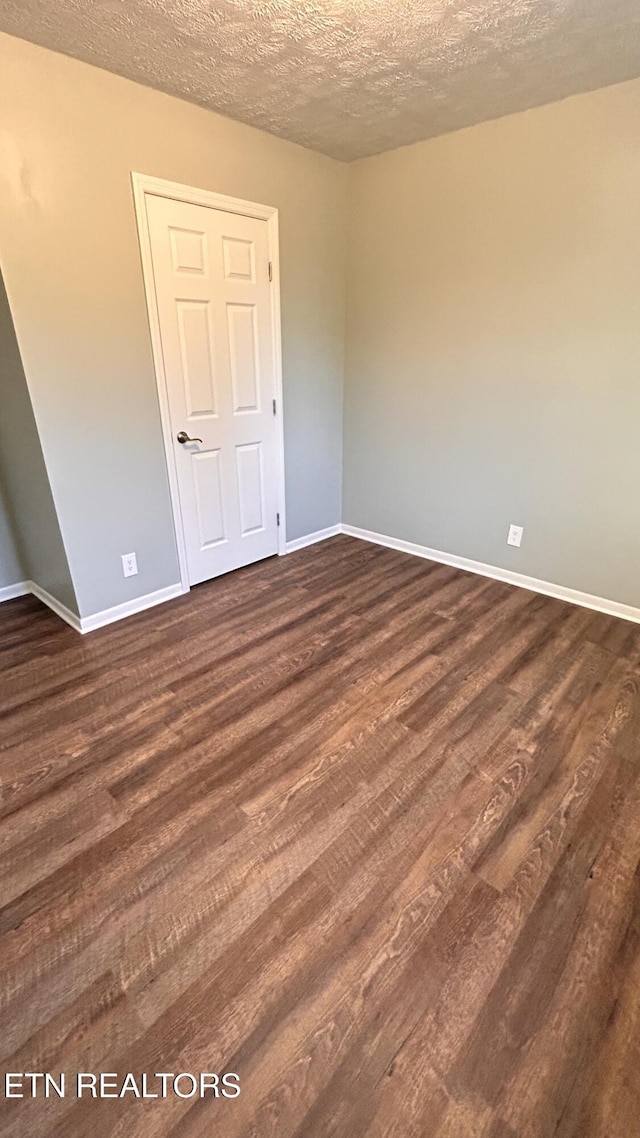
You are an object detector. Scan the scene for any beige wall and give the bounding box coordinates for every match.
[344,79,640,608]
[2,31,638,620]
[0,32,347,618]
[0,270,78,609]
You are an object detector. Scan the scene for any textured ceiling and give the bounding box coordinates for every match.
[0,0,639,160]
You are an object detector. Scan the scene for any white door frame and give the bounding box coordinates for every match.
[131,171,287,594]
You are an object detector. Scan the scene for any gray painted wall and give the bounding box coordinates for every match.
[0,271,78,611]
[344,79,640,609]
[0,483,24,589]
[0,32,346,619]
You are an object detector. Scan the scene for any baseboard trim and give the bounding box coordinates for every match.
[2,578,186,634]
[342,524,640,626]
[0,581,30,603]
[5,526,637,631]
[284,525,342,554]
[79,583,186,633]
[29,581,83,632]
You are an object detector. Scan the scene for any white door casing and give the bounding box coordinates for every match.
[132,174,286,591]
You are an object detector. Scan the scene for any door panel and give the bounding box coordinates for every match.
[145,193,279,586]
[236,442,265,536]
[227,304,260,413]
[176,301,218,418]
[193,450,226,548]
[222,237,255,281]
[169,226,208,275]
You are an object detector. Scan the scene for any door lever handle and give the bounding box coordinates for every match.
[176,431,202,444]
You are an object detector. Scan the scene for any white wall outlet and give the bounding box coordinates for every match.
[507,524,524,548]
[121,552,138,578]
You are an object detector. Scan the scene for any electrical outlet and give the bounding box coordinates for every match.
[122,552,138,578]
[507,524,524,548]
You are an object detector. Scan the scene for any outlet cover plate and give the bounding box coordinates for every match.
[507,524,524,548]
[122,552,138,577]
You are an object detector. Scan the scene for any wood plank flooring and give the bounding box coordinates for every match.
[1,534,640,1137]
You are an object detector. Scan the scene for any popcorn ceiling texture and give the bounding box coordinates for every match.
[0,0,639,160]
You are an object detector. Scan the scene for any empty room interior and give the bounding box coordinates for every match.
[1,1,640,1134]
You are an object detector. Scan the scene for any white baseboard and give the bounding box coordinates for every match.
[78,583,186,633]
[0,581,30,603]
[342,524,640,626]
[1,578,185,634]
[4,524,638,632]
[28,581,83,632]
[284,524,342,554]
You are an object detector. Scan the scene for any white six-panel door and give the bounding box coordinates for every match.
[144,192,280,586]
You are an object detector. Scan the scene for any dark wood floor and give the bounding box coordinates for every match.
[1,535,640,1137]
